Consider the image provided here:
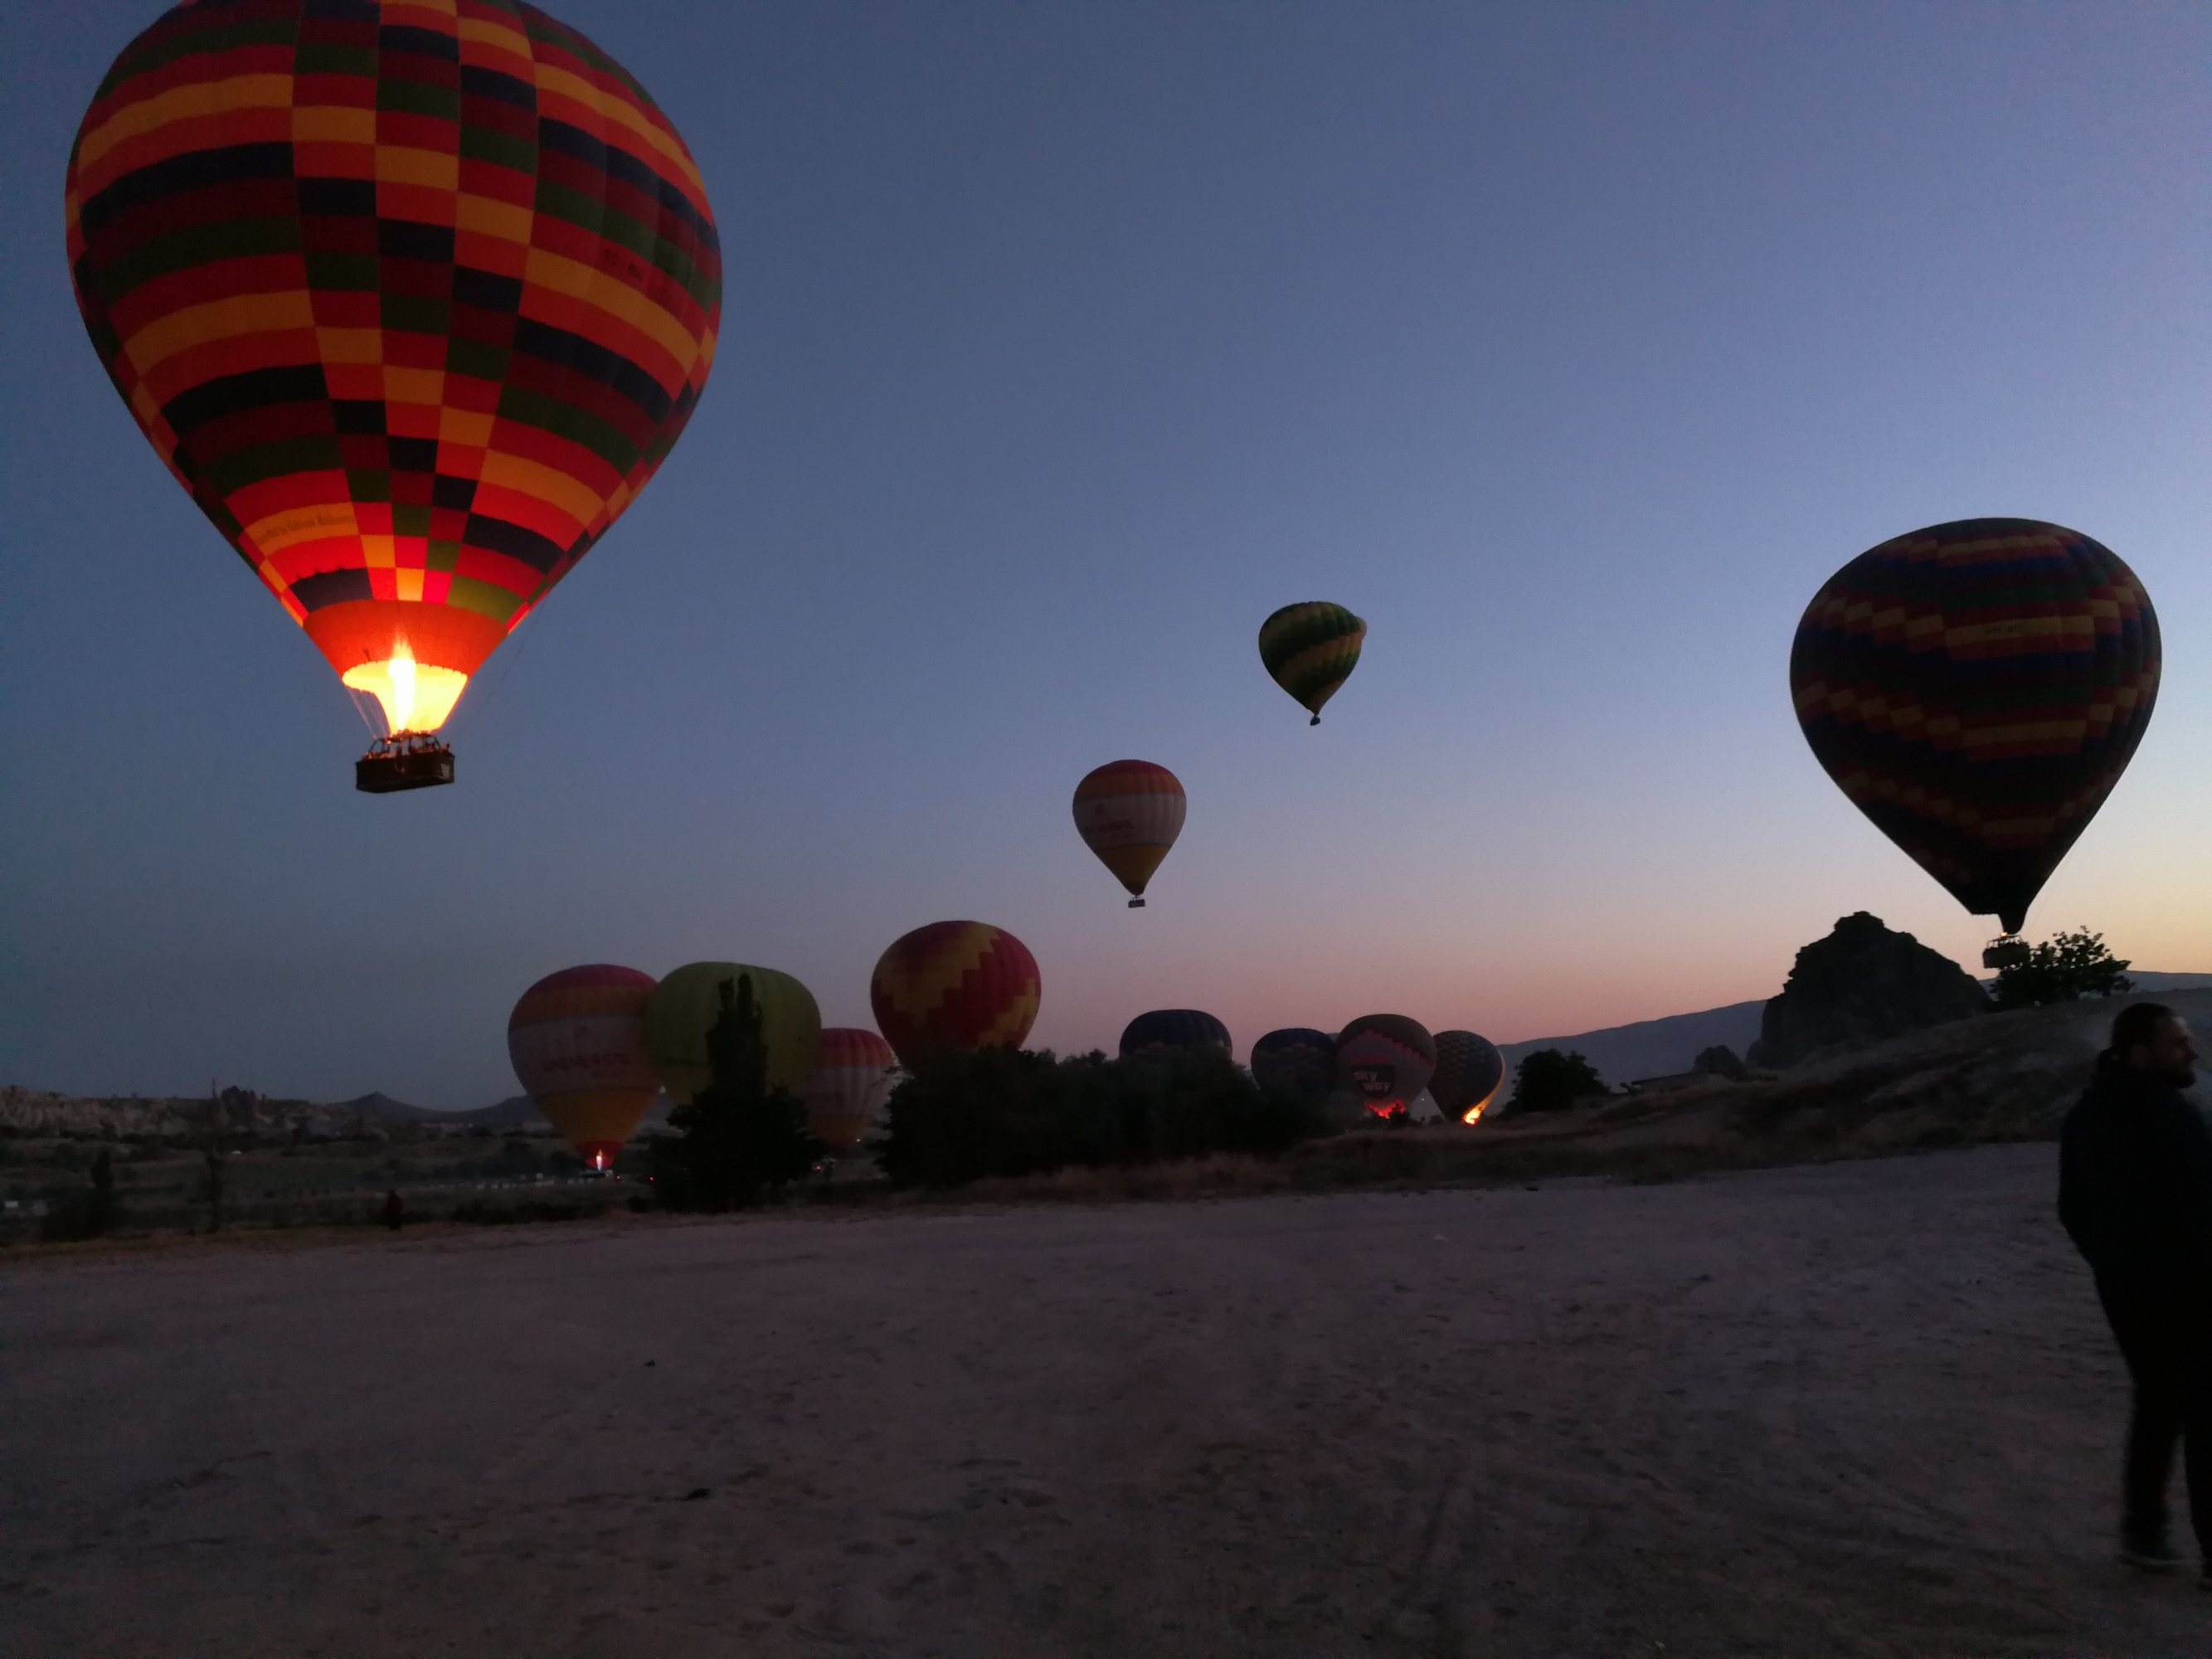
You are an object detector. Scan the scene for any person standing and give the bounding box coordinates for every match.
[382,1188,405,1233]
[2058,1003,2207,1582]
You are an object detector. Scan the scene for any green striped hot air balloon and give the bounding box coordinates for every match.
[1259,602,1365,725]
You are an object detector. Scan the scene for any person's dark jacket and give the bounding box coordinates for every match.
[2059,1051,2212,1290]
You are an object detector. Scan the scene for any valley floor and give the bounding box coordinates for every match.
[2,1144,2203,1657]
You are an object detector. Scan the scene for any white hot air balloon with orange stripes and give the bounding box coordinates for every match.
[1072,760,1187,908]
[803,1029,900,1153]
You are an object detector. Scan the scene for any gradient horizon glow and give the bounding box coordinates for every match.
[2,1,2205,1107]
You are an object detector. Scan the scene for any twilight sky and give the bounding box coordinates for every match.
[2,0,2205,1108]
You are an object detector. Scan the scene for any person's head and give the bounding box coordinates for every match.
[2109,1003,2197,1089]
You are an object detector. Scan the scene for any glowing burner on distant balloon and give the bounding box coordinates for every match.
[1432,1030,1505,1129]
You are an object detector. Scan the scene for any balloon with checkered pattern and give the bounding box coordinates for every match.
[66,1,721,758]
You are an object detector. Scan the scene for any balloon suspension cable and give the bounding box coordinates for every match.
[448,610,537,738]
[344,679,385,737]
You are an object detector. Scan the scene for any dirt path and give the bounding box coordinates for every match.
[2,1145,2202,1657]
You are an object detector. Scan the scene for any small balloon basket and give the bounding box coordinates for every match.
[1981,935,2030,971]
[357,732,455,794]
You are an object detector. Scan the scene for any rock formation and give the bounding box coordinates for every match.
[1748,912,1990,1070]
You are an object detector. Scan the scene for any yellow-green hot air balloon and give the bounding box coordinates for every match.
[1259,602,1365,725]
[645,963,821,1102]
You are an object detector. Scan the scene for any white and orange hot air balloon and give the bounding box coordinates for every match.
[803,1029,900,1154]
[1072,760,1186,907]
[507,965,661,1170]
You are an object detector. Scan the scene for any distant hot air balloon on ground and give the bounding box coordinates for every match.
[66,1,721,792]
[1259,602,1366,725]
[1336,1014,1437,1121]
[803,1029,899,1155]
[646,964,821,1102]
[870,922,1041,1068]
[1791,520,2159,954]
[1073,761,1186,907]
[507,965,659,1169]
[1118,1009,1232,1061]
[1431,1030,1506,1126]
[1251,1028,1336,1102]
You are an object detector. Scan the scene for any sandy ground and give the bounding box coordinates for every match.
[3,1145,2207,1658]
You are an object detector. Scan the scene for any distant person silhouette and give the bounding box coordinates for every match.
[2059,1003,2206,1583]
[382,1189,404,1233]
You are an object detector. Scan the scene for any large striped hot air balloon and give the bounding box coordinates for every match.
[66,1,720,791]
[1118,1009,1232,1061]
[802,1029,898,1155]
[869,922,1040,1068]
[1791,520,2160,945]
[1431,1029,1505,1126]
[1251,1027,1335,1103]
[1072,760,1186,907]
[1259,602,1365,726]
[506,964,659,1168]
[645,963,821,1103]
[1336,1014,1437,1121]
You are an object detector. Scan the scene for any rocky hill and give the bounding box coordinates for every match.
[1747,912,1991,1070]
[1495,970,2208,1092]
[1372,988,2212,1190]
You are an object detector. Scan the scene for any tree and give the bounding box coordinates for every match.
[1506,1048,1608,1114]
[1992,927,2134,1010]
[654,974,819,1210]
[877,1044,1062,1188]
[876,1044,1323,1190]
[202,1088,231,1233]
[1694,1044,1747,1080]
[88,1146,116,1237]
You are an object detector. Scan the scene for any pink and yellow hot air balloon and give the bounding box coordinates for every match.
[1072,760,1186,907]
[803,1029,899,1154]
[507,965,660,1169]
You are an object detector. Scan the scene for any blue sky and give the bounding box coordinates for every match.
[2,0,2206,1106]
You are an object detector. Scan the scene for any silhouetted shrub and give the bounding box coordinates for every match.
[1506,1048,1609,1114]
[1694,1045,1748,1080]
[38,1194,102,1243]
[878,1046,1326,1189]
[1992,927,2134,1010]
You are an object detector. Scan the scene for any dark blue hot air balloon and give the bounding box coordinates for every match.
[1250,1027,1336,1103]
[1119,1009,1232,1061]
[1432,1029,1506,1125]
